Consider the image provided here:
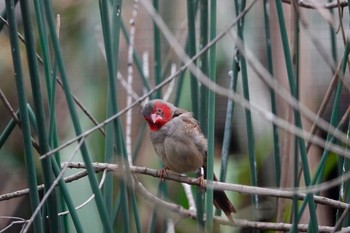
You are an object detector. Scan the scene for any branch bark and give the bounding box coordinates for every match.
[282,0,348,9]
[0,162,349,232]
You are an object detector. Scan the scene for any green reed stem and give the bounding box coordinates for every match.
[235,0,259,220]
[217,64,239,218]
[187,0,199,119]
[5,1,44,232]
[205,0,216,230]
[290,7,300,233]
[28,103,83,232]
[0,0,18,31]
[20,1,61,231]
[274,2,318,231]
[41,0,113,231]
[263,0,280,187]
[153,0,162,98]
[0,110,19,149]
[199,0,208,135]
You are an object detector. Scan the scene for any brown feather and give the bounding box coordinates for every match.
[213,174,236,221]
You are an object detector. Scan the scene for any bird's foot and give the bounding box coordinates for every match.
[197,167,205,190]
[157,167,169,182]
[197,175,205,189]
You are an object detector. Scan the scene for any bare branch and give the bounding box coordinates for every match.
[1,162,349,211]
[282,0,348,9]
[1,161,349,231]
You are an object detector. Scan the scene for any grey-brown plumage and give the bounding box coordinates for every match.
[142,99,236,219]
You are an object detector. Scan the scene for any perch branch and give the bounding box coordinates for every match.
[282,0,348,9]
[1,162,348,212]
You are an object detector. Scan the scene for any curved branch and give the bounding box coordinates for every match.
[282,0,348,9]
[1,162,346,211]
[133,173,340,232]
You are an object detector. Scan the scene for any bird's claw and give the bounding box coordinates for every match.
[197,175,205,190]
[197,167,205,190]
[157,167,169,182]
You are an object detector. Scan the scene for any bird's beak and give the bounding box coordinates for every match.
[150,113,162,123]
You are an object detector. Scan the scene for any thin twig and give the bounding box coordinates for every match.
[135,179,341,232]
[0,216,27,233]
[163,64,176,102]
[306,62,342,152]
[58,169,108,217]
[125,0,139,165]
[62,162,350,205]
[21,138,85,233]
[0,89,40,151]
[140,0,350,155]
[1,162,349,210]
[41,0,349,163]
[282,0,348,9]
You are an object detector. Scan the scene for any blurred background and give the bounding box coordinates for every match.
[0,0,349,232]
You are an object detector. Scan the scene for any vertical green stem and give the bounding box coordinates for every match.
[20,1,61,231]
[51,160,84,233]
[274,2,318,232]
[205,0,216,231]
[5,1,44,232]
[196,1,208,230]
[218,67,239,179]
[263,0,280,187]
[187,0,199,119]
[0,109,19,148]
[153,0,162,98]
[217,65,239,219]
[290,7,300,233]
[235,0,259,218]
[199,0,208,135]
[0,0,18,31]
[41,0,113,231]
[99,1,132,232]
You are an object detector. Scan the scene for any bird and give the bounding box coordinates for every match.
[142,99,236,220]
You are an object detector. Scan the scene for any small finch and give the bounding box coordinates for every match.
[142,99,236,220]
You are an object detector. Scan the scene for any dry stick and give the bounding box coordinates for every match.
[0,161,349,232]
[21,138,85,233]
[0,14,106,138]
[330,106,350,232]
[134,179,338,233]
[332,204,350,232]
[0,216,28,233]
[282,0,348,9]
[39,1,256,159]
[0,89,40,151]
[296,62,343,183]
[65,162,350,205]
[296,5,337,73]
[58,169,108,217]
[125,0,139,165]
[1,162,349,210]
[95,25,140,101]
[335,0,350,77]
[0,170,89,201]
[40,0,349,162]
[141,0,350,154]
[306,62,342,152]
[297,105,350,184]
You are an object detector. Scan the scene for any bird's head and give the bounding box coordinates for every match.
[142,99,175,131]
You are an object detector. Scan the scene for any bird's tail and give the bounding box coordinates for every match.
[213,174,236,221]
[202,166,236,221]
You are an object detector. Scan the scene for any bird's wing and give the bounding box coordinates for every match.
[173,107,187,117]
[180,112,203,134]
